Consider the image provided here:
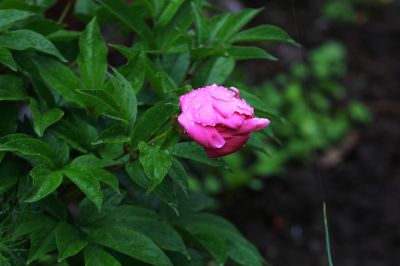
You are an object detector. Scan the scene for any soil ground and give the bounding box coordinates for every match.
[219,1,400,266]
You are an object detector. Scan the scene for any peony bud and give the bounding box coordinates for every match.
[178,84,270,157]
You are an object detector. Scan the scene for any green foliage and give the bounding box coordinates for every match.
[0,0,298,265]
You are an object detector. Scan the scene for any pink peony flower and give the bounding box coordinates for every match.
[178,84,270,157]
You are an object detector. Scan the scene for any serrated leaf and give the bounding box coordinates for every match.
[30,98,64,137]
[97,0,152,41]
[0,74,28,101]
[35,57,84,106]
[62,165,103,211]
[168,158,188,195]
[25,165,63,202]
[86,226,173,266]
[138,142,172,191]
[77,17,108,90]
[0,9,34,31]
[0,47,17,71]
[55,222,88,262]
[192,56,235,88]
[231,24,299,46]
[171,142,225,167]
[84,246,121,266]
[130,100,179,146]
[0,30,66,61]
[225,46,277,61]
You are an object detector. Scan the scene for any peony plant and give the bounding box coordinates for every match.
[0,0,297,265]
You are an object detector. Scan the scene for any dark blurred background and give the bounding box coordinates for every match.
[210,0,400,265]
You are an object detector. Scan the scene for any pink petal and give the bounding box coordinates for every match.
[178,113,225,149]
[205,135,250,157]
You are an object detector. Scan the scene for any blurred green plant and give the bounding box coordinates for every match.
[202,41,370,193]
[322,0,393,23]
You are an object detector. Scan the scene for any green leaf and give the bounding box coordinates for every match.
[171,142,225,167]
[92,125,130,145]
[53,116,98,153]
[125,160,178,212]
[239,89,282,122]
[0,30,66,61]
[155,0,185,29]
[0,47,17,71]
[84,246,121,266]
[97,0,152,41]
[175,213,264,266]
[77,17,108,90]
[130,100,179,146]
[89,205,188,255]
[86,226,173,266]
[161,51,190,85]
[12,52,55,105]
[69,154,119,193]
[231,24,299,45]
[0,74,28,101]
[0,134,57,167]
[35,57,84,106]
[62,165,103,211]
[25,165,63,202]
[118,51,145,92]
[191,1,208,45]
[79,189,124,225]
[70,154,110,169]
[168,158,188,195]
[192,57,235,88]
[138,141,172,191]
[210,8,261,44]
[27,219,57,264]
[91,168,120,193]
[108,69,137,129]
[30,98,64,137]
[145,57,178,97]
[75,0,98,17]
[225,46,277,61]
[0,9,34,31]
[47,29,81,41]
[54,222,88,262]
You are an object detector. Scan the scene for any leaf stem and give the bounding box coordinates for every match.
[57,0,72,24]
